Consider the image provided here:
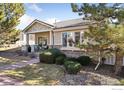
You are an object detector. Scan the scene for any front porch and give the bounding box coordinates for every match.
[21,30,53,52]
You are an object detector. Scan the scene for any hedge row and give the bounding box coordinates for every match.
[39,48,91,74]
[39,48,66,64]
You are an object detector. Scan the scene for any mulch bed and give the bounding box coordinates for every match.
[82,63,124,79]
[59,63,121,85]
[82,63,117,78]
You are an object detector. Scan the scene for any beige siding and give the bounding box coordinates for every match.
[22,33,28,45]
[27,22,51,33]
[54,32,62,45]
[29,34,35,45]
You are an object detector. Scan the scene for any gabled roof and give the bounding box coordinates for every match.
[23,18,96,33]
[23,19,54,32]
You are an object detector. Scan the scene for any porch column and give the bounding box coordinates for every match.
[21,33,29,52]
[28,33,36,52]
[26,33,29,45]
[49,30,53,48]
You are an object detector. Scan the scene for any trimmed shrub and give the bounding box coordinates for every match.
[64,61,81,74]
[39,51,55,64]
[77,56,91,66]
[60,53,66,58]
[39,48,65,64]
[65,57,78,62]
[64,61,74,69]
[55,56,65,65]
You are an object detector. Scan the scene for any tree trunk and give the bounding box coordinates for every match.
[114,51,123,75]
[95,50,102,70]
[98,51,101,63]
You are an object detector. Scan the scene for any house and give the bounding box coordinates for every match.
[20,18,96,54]
[20,18,124,66]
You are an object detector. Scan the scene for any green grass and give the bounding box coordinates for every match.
[0,63,65,85]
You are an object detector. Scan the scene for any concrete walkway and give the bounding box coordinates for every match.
[0,58,39,70]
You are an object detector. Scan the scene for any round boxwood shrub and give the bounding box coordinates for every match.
[55,56,65,65]
[47,48,61,57]
[64,61,74,69]
[64,61,81,74]
[65,57,78,62]
[77,56,91,66]
[39,48,65,64]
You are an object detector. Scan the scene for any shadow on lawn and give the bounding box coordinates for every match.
[0,63,65,85]
[0,47,31,64]
[0,57,16,66]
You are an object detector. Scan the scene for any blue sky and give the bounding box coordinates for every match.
[17,3,81,30]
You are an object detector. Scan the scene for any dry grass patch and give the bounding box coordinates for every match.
[0,63,65,85]
[0,57,16,66]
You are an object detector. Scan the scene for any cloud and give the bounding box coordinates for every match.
[17,14,35,29]
[45,18,61,25]
[29,4,42,13]
[17,16,61,29]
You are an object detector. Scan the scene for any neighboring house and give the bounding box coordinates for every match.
[20,18,124,66]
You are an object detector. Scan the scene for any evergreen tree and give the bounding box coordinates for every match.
[0,3,24,45]
[71,3,124,73]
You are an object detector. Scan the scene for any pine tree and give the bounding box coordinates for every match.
[0,3,24,46]
[71,3,124,73]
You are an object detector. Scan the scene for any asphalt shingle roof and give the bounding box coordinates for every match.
[54,18,95,28]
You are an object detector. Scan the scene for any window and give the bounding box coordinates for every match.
[67,32,74,47]
[38,37,48,46]
[75,32,80,45]
[62,32,67,47]
[80,32,84,43]
[62,31,84,47]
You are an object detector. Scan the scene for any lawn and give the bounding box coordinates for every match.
[0,47,123,85]
[0,57,17,66]
[0,63,65,85]
[0,53,31,67]
[0,47,32,66]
